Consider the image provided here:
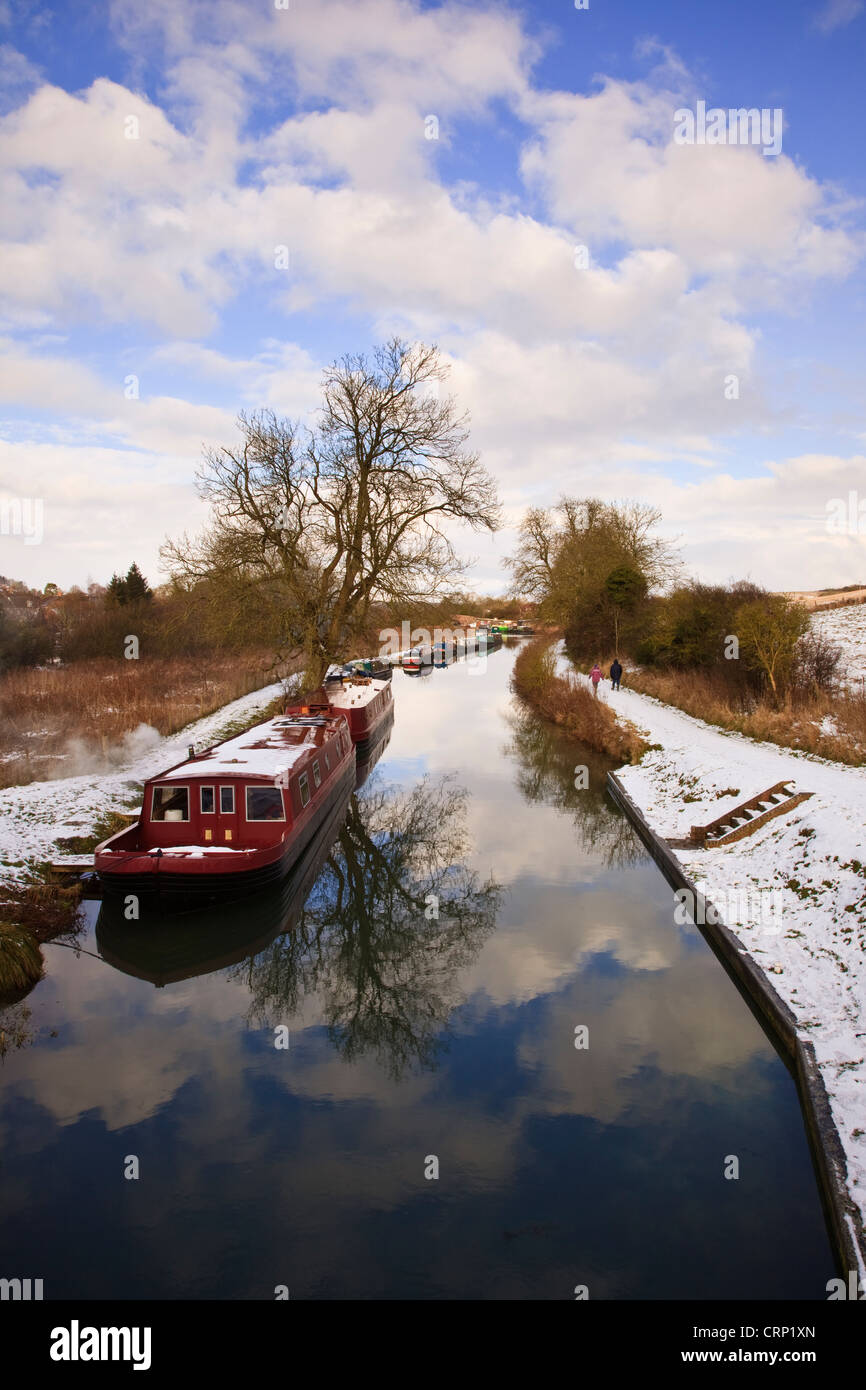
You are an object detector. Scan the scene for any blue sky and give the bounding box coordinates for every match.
[0,0,864,592]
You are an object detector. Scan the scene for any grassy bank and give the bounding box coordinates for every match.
[512,639,649,764]
[0,651,294,789]
[0,875,85,1007]
[624,666,866,767]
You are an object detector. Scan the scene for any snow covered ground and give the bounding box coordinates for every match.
[568,657,866,1245]
[812,602,866,689]
[0,681,285,871]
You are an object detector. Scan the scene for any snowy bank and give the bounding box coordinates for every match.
[567,655,866,1256]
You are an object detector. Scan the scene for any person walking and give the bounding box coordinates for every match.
[590,662,602,696]
[610,658,622,691]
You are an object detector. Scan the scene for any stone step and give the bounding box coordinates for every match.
[689,782,809,848]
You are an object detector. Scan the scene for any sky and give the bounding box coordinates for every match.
[0,0,864,594]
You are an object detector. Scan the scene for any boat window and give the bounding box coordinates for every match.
[152,785,189,822]
[246,786,285,822]
[200,786,215,814]
[220,786,235,814]
[312,759,321,788]
[324,752,330,771]
[299,772,311,807]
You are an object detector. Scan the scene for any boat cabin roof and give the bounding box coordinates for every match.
[321,676,389,710]
[154,715,343,784]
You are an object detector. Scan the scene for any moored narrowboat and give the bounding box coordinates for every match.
[94,710,355,903]
[401,645,432,670]
[314,671,394,748]
[96,777,353,983]
[345,656,393,681]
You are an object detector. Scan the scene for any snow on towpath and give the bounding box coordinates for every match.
[0,681,285,871]
[564,650,866,1241]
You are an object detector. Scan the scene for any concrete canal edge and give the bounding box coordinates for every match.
[606,769,866,1280]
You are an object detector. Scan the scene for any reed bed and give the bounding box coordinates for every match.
[512,639,649,764]
[0,651,284,788]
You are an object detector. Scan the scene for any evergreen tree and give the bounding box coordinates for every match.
[124,562,152,603]
[106,572,127,605]
[106,564,152,606]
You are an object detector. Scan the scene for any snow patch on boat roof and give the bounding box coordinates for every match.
[157,720,321,782]
[324,679,389,708]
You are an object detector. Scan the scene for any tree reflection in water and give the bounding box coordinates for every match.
[505,707,643,871]
[237,774,502,1078]
[0,1001,35,1061]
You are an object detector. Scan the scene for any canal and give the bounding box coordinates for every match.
[0,640,835,1298]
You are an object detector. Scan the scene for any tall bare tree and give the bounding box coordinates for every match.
[162,340,500,684]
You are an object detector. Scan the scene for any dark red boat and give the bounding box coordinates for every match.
[94,710,355,902]
[308,672,394,748]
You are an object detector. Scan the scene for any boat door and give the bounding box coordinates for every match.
[217,783,240,846]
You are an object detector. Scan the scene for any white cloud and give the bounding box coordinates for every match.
[520,78,858,285]
[814,0,864,33]
[0,1,862,591]
[0,42,41,114]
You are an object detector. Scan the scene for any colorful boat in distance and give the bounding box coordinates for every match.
[315,670,394,748]
[94,710,355,903]
[342,656,393,681]
[401,644,432,670]
[432,639,453,666]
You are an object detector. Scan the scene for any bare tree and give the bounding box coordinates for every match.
[504,506,558,601]
[162,340,500,684]
[506,496,680,627]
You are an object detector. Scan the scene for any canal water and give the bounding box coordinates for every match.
[0,641,834,1299]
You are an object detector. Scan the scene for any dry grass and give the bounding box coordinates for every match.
[0,877,84,944]
[626,667,866,766]
[0,874,85,1006]
[0,921,44,1001]
[512,639,649,764]
[0,651,288,788]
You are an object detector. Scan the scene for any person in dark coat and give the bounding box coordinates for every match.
[609,658,622,690]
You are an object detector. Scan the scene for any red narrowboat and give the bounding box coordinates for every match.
[94,710,355,903]
[307,673,394,748]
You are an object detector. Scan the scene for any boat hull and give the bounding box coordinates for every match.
[355,706,394,787]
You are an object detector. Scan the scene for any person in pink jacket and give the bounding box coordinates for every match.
[590,662,602,695]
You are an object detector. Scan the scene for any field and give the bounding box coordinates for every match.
[0,653,289,789]
[811,602,866,688]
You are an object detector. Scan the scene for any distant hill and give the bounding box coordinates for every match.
[783,587,866,612]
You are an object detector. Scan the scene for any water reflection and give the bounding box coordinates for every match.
[98,770,502,1080]
[505,708,642,870]
[243,776,501,1077]
[0,1000,35,1060]
[0,642,836,1300]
